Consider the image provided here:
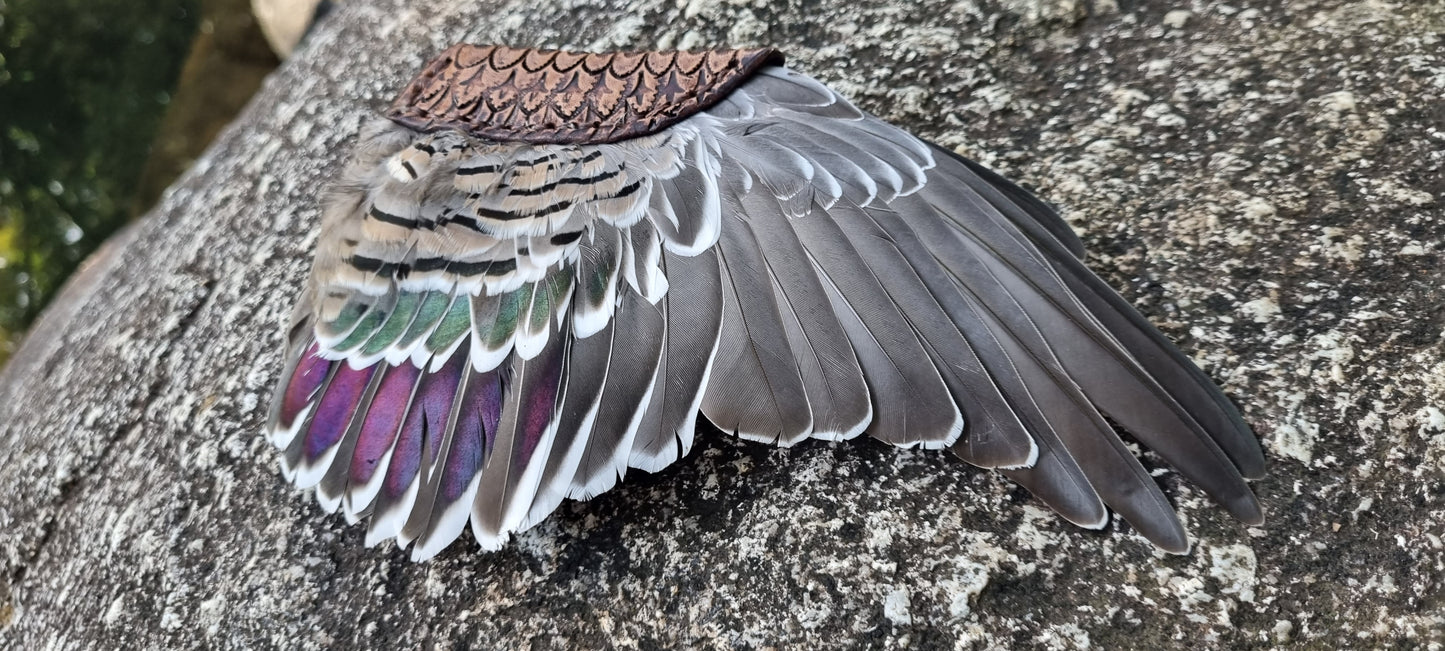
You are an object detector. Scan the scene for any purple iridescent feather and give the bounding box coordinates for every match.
[349,363,423,484]
[441,371,504,502]
[304,362,376,461]
[279,342,331,430]
[383,352,467,499]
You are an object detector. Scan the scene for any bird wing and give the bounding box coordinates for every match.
[267,65,1264,561]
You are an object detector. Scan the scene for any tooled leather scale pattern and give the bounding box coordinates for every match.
[386,44,784,145]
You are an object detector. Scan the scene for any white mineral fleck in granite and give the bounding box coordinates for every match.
[883,588,913,626]
[1207,544,1257,603]
[1163,9,1193,28]
[1239,295,1281,323]
[1271,419,1318,464]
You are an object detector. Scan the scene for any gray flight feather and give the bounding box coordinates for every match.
[941,154,1263,478]
[315,366,387,512]
[521,315,615,530]
[783,196,965,447]
[703,177,815,444]
[567,285,665,500]
[904,182,1260,525]
[471,314,568,550]
[400,352,475,557]
[628,248,725,472]
[735,177,871,441]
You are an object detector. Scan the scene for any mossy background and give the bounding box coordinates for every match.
[0,0,199,358]
[0,0,278,362]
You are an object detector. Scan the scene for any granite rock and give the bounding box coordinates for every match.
[2,0,1443,647]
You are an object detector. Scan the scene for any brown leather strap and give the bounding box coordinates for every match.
[386,44,784,145]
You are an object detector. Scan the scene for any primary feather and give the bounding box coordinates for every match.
[267,52,1264,561]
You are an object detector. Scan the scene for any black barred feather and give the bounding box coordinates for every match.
[266,55,1264,561]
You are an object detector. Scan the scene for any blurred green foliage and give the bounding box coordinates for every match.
[0,0,200,359]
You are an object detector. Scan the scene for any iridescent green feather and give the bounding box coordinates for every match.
[470,292,502,345]
[396,291,452,351]
[319,299,369,340]
[490,283,531,350]
[425,293,473,353]
[585,254,616,311]
[534,268,573,333]
[333,306,387,352]
[359,292,422,357]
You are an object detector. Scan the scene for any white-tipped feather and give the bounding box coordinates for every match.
[520,385,604,530]
[315,479,345,513]
[364,475,420,548]
[568,370,657,500]
[425,328,470,373]
[512,297,549,361]
[269,402,314,448]
[494,415,564,535]
[291,443,341,491]
[412,473,484,561]
[343,444,394,519]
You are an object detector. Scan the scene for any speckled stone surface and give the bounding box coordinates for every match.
[2,0,1443,647]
